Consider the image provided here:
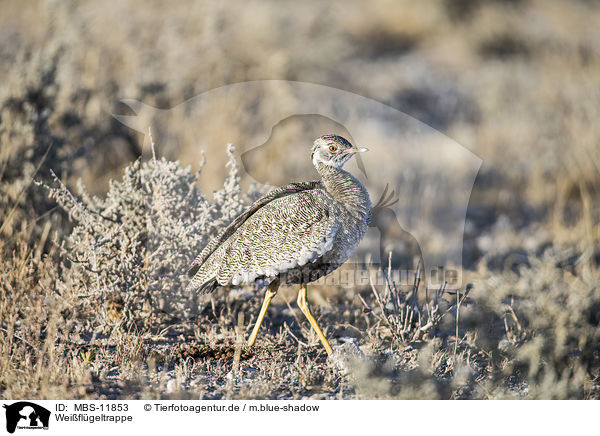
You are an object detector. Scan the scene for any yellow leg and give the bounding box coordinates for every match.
[296,283,333,355]
[247,278,280,347]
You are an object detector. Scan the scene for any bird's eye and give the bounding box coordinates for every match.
[329,145,337,152]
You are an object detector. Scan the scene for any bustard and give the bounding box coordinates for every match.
[187,135,371,354]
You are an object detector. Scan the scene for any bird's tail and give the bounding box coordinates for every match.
[187,277,218,295]
[199,278,218,294]
[187,263,201,278]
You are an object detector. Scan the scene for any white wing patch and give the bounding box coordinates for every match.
[230,225,337,285]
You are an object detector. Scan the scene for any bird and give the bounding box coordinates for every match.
[187,135,371,355]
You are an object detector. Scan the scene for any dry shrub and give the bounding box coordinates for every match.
[467,251,600,399]
[41,144,258,329]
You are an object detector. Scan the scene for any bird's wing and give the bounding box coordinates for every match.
[187,186,338,292]
[217,189,337,286]
[187,181,322,278]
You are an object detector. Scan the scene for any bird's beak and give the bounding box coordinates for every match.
[343,147,369,154]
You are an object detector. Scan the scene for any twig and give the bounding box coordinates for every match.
[148,127,157,162]
[0,326,39,352]
[46,170,121,224]
[507,298,522,333]
[232,311,244,374]
[283,322,308,347]
[357,293,373,312]
[282,293,303,326]
[454,283,461,362]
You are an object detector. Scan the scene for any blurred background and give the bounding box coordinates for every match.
[2,0,599,271]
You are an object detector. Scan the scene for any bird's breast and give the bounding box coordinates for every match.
[326,202,370,265]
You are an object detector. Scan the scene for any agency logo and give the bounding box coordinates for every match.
[2,402,50,434]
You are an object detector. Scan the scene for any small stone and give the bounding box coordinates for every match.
[166,379,177,393]
[327,340,365,373]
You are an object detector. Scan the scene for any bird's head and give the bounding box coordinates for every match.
[311,135,368,169]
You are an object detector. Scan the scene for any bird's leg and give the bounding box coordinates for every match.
[296,283,333,355]
[247,278,280,348]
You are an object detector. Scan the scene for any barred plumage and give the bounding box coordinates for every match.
[186,135,371,354]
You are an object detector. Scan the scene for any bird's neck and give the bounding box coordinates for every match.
[317,163,371,218]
